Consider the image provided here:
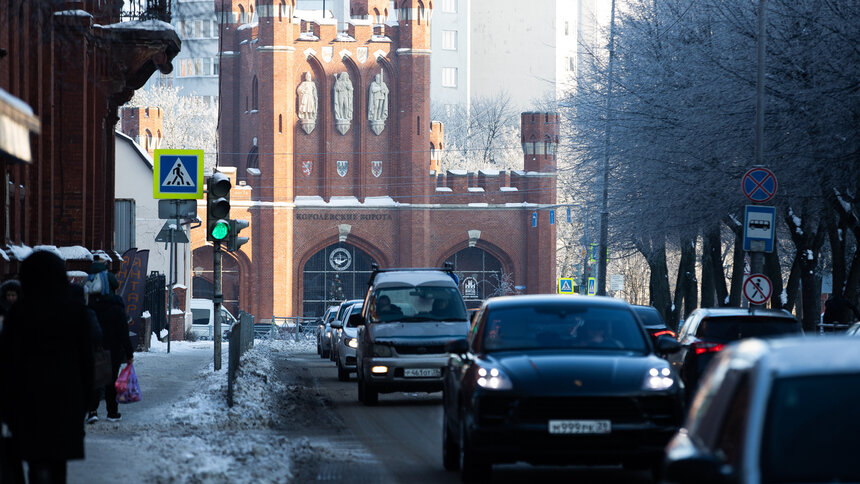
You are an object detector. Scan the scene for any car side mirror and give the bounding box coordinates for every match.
[330,320,343,329]
[664,454,731,484]
[445,338,469,355]
[656,334,682,354]
[349,313,365,326]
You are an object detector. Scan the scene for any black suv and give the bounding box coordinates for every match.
[667,307,802,400]
[352,265,470,405]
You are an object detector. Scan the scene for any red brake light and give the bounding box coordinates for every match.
[693,341,725,355]
[652,329,676,339]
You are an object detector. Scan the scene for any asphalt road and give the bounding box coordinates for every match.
[284,349,656,484]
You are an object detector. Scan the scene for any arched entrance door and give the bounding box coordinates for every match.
[446,247,506,309]
[302,242,377,317]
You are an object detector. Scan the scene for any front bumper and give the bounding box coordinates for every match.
[362,355,448,393]
[465,393,682,465]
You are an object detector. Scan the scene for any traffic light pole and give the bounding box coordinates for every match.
[214,240,223,371]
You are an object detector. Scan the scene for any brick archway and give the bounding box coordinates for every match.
[300,241,379,317]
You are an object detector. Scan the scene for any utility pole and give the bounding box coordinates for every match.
[597,0,617,296]
[750,0,768,309]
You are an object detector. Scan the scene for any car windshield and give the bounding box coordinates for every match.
[761,373,860,483]
[370,286,467,323]
[697,317,801,341]
[480,305,648,353]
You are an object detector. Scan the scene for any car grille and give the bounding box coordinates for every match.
[394,344,446,355]
[478,396,678,426]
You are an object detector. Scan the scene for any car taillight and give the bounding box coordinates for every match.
[693,341,725,355]
[652,329,676,339]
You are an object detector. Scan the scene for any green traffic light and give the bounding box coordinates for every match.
[211,221,230,240]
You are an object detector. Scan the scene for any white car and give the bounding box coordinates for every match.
[332,302,363,381]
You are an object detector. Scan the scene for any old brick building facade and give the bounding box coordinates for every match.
[197,0,558,318]
[0,1,179,275]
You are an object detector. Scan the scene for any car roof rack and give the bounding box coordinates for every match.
[367,261,456,286]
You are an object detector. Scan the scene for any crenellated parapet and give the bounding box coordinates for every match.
[432,169,553,206]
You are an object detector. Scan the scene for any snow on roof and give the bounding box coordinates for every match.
[294,196,398,207]
[67,270,88,280]
[362,196,398,207]
[100,19,178,35]
[0,88,35,117]
[116,130,154,169]
[479,169,501,176]
[500,187,519,192]
[54,9,93,18]
[505,202,537,207]
[348,19,372,26]
[298,32,320,41]
[58,246,95,261]
[141,310,151,319]
[32,245,63,259]
[468,203,489,207]
[7,244,32,261]
[435,187,453,192]
[173,283,187,290]
[237,20,259,31]
[335,33,356,42]
[448,170,468,176]
[468,187,485,192]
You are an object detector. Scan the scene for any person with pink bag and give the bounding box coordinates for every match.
[85,259,133,424]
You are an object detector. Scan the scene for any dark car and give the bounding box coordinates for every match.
[316,305,339,357]
[631,305,676,344]
[442,295,683,482]
[663,337,860,484]
[667,308,802,401]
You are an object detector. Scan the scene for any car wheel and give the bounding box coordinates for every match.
[359,376,378,406]
[337,360,349,382]
[459,417,489,482]
[322,347,330,359]
[442,406,460,471]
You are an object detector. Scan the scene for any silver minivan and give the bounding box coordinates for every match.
[354,266,470,405]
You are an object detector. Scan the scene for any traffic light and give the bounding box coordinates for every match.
[226,219,250,252]
[206,172,232,242]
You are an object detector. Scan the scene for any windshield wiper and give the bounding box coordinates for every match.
[398,316,434,322]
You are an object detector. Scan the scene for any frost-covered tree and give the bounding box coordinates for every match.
[127,84,218,172]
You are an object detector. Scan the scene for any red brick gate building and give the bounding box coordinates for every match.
[196,0,558,319]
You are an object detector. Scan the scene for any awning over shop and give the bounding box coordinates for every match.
[0,87,41,164]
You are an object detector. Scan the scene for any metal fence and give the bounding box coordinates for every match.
[227,311,255,407]
[120,0,172,22]
[253,317,318,341]
[816,322,855,334]
[143,272,166,335]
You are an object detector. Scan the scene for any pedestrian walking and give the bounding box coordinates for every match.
[0,279,21,332]
[86,263,133,424]
[0,250,95,484]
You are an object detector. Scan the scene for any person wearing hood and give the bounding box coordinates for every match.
[0,279,21,332]
[0,250,95,484]
[86,264,133,424]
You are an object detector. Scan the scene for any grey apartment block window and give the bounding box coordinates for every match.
[442,0,457,13]
[442,30,458,50]
[442,67,458,88]
[115,199,136,252]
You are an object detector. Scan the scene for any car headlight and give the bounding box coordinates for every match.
[643,367,674,391]
[476,366,513,390]
[372,343,393,357]
[325,331,331,339]
[347,337,358,349]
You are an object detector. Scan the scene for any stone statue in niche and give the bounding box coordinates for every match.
[333,72,354,135]
[296,72,318,134]
[368,72,389,135]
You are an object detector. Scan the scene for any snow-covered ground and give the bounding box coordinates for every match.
[71,337,341,484]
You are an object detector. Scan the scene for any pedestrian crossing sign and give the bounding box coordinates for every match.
[153,149,204,199]
[558,278,576,294]
[587,277,597,296]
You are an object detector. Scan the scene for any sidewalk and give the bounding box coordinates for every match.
[67,340,218,484]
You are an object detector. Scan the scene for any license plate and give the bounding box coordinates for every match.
[404,368,441,378]
[548,420,611,434]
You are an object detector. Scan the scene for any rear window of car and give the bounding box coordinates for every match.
[633,307,665,328]
[761,373,860,483]
[191,308,210,325]
[696,317,801,341]
[480,304,648,353]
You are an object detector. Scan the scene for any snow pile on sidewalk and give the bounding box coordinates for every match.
[118,338,334,484]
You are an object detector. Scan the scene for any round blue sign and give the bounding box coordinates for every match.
[742,167,777,202]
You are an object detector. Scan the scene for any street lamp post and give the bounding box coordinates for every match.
[597,0,617,296]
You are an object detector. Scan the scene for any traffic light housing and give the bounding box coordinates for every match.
[206,172,232,242]
[226,219,250,252]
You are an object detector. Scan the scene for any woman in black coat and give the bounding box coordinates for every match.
[0,251,94,484]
